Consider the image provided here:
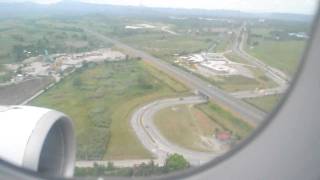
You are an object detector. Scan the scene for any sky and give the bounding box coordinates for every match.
[1,0,318,14]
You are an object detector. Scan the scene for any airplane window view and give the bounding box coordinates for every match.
[0,0,318,178]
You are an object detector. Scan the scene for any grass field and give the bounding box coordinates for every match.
[247,40,305,76]
[209,73,276,92]
[245,95,282,113]
[119,34,210,60]
[247,27,307,76]
[154,104,223,152]
[196,102,253,139]
[31,59,189,160]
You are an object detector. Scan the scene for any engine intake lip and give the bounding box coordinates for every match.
[22,110,75,178]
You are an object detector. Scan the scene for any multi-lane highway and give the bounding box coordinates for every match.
[76,27,293,168]
[86,29,266,126]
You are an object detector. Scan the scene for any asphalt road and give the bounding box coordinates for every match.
[227,24,289,99]
[232,24,289,90]
[76,27,290,168]
[130,96,221,166]
[86,29,266,126]
[76,97,221,168]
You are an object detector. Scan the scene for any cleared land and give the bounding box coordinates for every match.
[154,104,223,152]
[31,59,189,160]
[245,95,282,113]
[0,77,53,105]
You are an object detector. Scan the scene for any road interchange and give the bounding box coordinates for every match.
[130,96,222,166]
[229,23,289,99]
[86,29,266,126]
[78,26,292,167]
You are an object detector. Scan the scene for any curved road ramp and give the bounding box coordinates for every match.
[131,96,225,166]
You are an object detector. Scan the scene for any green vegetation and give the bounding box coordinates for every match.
[154,104,223,152]
[245,95,282,112]
[246,24,308,76]
[0,65,13,83]
[82,16,232,63]
[0,19,110,64]
[164,154,190,173]
[209,75,275,92]
[223,52,278,91]
[75,154,189,177]
[75,161,164,177]
[247,39,305,76]
[196,101,253,139]
[31,59,189,160]
[119,34,228,62]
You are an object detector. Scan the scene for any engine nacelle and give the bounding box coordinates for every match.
[0,106,75,178]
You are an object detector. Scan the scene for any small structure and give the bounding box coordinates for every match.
[216,131,231,142]
[288,32,309,39]
[177,52,253,77]
[214,131,234,152]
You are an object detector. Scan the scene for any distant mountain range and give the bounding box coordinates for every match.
[0,0,313,22]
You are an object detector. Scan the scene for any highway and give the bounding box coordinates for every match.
[86,29,266,126]
[130,96,221,166]
[226,23,289,99]
[232,24,289,91]
[76,27,291,168]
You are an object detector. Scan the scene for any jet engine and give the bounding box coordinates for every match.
[0,106,75,178]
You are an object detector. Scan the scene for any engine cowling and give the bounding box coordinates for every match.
[0,106,75,178]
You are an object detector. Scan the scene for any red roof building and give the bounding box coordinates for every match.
[216,131,231,142]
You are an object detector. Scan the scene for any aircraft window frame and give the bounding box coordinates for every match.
[0,4,318,180]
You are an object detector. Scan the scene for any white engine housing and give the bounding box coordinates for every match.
[0,106,75,178]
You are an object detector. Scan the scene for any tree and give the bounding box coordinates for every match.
[164,154,190,173]
[73,77,83,87]
[12,45,25,62]
[137,75,153,90]
[106,162,115,171]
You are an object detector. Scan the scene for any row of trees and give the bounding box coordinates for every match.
[75,154,190,177]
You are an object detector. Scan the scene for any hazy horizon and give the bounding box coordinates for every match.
[0,0,318,15]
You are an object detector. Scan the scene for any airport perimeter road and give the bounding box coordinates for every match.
[131,96,221,166]
[86,29,266,126]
